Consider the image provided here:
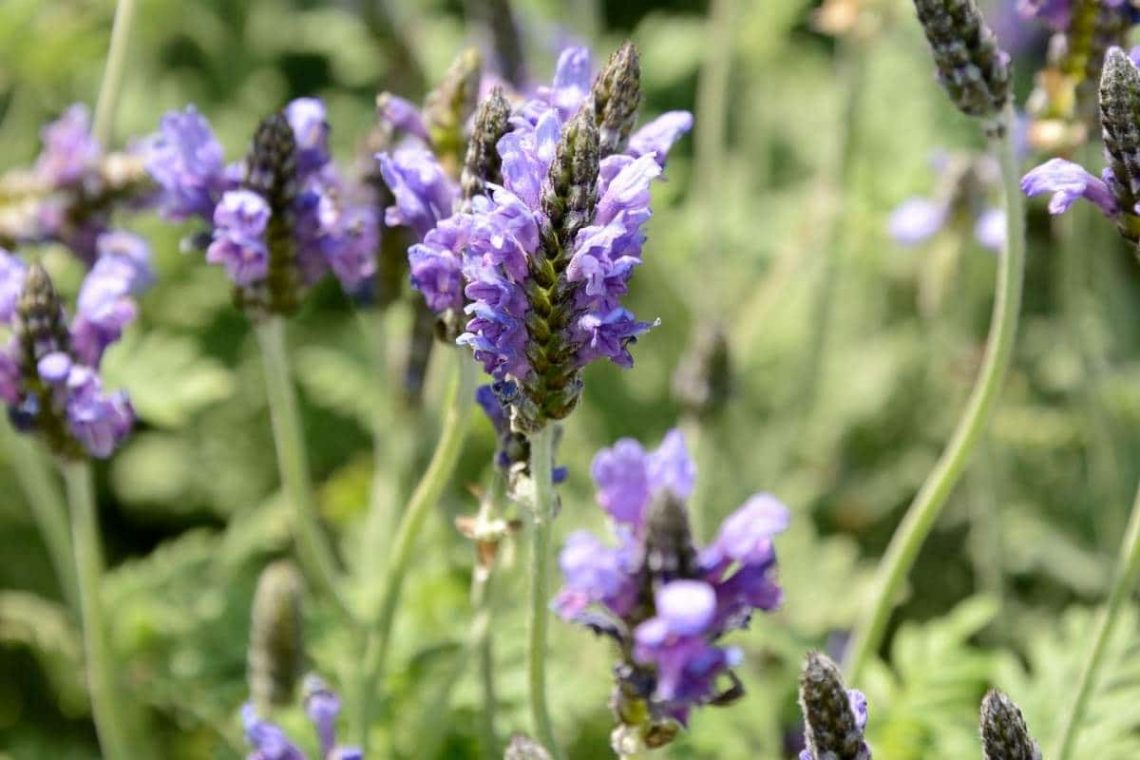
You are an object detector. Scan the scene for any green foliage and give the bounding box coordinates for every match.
[4,0,1140,757]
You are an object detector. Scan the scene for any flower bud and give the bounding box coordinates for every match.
[799,651,872,760]
[592,42,642,157]
[247,560,304,710]
[980,690,1041,760]
[912,0,1010,119]
[424,48,482,175]
[541,105,601,258]
[672,323,732,420]
[1099,46,1140,243]
[642,492,697,583]
[462,88,512,202]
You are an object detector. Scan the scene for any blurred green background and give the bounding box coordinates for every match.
[4,0,1140,757]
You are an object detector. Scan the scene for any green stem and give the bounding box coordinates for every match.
[351,350,477,748]
[92,0,138,146]
[799,36,866,414]
[472,472,507,760]
[2,422,77,611]
[63,459,132,760]
[526,424,560,758]
[254,317,351,617]
[1052,481,1140,759]
[842,105,1026,682]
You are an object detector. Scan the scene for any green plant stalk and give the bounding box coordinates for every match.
[799,36,867,414]
[63,459,132,760]
[255,317,351,617]
[526,424,560,758]
[843,104,1026,682]
[472,470,507,760]
[92,0,137,146]
[350,349,477,747]
[2,422,77,611]
[1052,481,1140,759]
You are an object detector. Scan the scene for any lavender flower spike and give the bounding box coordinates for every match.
[980,690,1041,760]
[912,0,1011,118]
[798,651,872,760]
[241,675,362,760]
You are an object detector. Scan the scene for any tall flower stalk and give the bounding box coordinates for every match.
[350,350,478,746]
[63,459,134,760]
[844,0,1023,681]
[526,424,559,754]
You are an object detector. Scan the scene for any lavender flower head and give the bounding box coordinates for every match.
[0,242,148,459]
[144,100,378,314]
[798,651,871,760]
[912,0,1011,119]
[980,690,1041,760]
[889,150,1008,252]
[1021,47,1140,245]
[241,676,361,760]
[409,43,691,430]
[0,104,152,262]
[555,428,788,744]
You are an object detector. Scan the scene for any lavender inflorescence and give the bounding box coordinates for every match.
[912,0,1011,119]
[0,239,147,459]
[798,652,871,760]
[980,690,1041,760]
[144,99,378,318]
[1022,46,1140,246]
[554,428,788,745]
[248,561,305,711]
[0,104,153,261]
[407,44,691,431]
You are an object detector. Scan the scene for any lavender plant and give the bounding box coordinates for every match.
[980,690,1041,760]
[554,428,787,755]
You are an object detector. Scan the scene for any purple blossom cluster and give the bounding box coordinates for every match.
[2,104,151,262]
[0,236,150,458]
[399,47,691,379]
[555,428,789,729]
[242,676,361,760]
[144,99,378,295]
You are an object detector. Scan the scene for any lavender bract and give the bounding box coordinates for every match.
[798,652,871,760]
[555,428,788,744]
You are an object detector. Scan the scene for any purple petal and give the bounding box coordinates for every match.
[973,207,1006,252]
[627,111,693,166]
[648,428,696,501]
[654,580,717,636]
[1021,158,1119,217]
[888,197,948,245]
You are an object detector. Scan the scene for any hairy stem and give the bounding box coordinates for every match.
[255,317,351,616]
[527,424,560,757]
[63,459,133,760]
[842,105,1026,681]
[3,422,77,611]
[351,350,477,748]
[92,0,138,145]
[1052,481,1140,759]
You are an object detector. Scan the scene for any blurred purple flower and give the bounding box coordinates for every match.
[556,428,789,730]
[1021,157,1121,217]
[35,105,100,186]
[144,105,230,221]
[242,676,361,760]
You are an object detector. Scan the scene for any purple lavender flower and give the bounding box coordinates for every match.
[143,105,230,221]
[555,428,789,739]
[0,254,138,458]
[1021,157,1120,216]
[889,151,1008,252]
[242,676,362,760]
[207,190,271,286]
[70,231,153,365]
[376,94,430,142]
[35,105,100,186]
[378,149,460,239]
[145,99,379,305]
[62,367,133,459]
